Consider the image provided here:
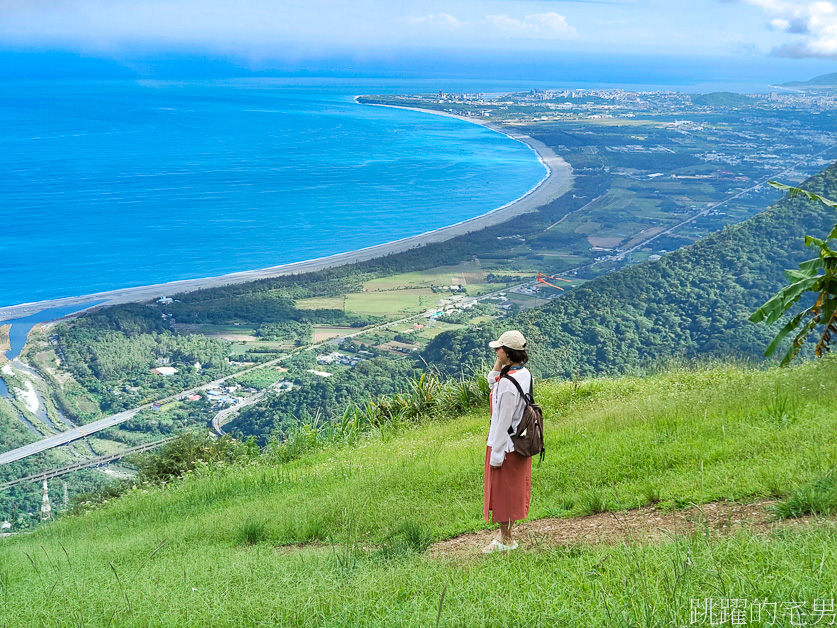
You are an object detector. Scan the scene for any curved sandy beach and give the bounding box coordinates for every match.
[0,107,573,323]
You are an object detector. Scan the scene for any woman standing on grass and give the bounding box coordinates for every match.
[483,329,532,553]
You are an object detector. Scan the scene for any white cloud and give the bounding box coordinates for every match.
[407,13,460,28]
[485,12,578,39]
[744,0,837,57]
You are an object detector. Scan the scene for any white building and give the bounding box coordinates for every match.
[316,351,345,365]
[150,366,178,376]
[307,369,333,378]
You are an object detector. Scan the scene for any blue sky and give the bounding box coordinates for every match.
[0,0,835,57]
[0,1,835,79]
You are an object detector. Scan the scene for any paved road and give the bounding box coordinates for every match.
[212,391,268,436]
[0,409,141,465]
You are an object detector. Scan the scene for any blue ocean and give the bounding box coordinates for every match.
[0,78,549,308]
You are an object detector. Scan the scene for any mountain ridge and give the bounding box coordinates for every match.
[781,71,837,88]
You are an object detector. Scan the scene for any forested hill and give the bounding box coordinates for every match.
[423,163,837,379]
[782,72,837,88]
[689,92,756,107]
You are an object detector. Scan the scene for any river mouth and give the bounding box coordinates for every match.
[2,301,105,360]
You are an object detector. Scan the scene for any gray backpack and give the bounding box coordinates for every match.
[501,373,545,464]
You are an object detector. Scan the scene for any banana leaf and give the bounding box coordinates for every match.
[780,314,821,366]
[749,276,820,324]
[764,308,810,357]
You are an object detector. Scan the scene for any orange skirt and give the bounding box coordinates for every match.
[484,446,532,523]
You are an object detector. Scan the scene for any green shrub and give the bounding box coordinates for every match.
[641,480,662,505]
[131,431,259,484]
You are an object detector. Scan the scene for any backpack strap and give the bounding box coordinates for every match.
[499,371,534,403]
[499,372,535,435]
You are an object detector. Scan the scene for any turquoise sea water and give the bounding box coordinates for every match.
[0,78,547,308]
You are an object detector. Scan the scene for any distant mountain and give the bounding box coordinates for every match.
[781,72,837,88]
[690,92,756,107]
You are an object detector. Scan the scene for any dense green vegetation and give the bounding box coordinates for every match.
[423,164,837,379]
[164,291,380,328]
[55,304,234,414]
[690,91,757,107]
[2,356,836,626]
[233,368,286,391]
[256,320,313,344]
[229,355,425,437]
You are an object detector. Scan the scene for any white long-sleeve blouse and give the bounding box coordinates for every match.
[486,368,532,467]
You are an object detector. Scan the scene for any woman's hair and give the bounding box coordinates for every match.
[500,346,529,376]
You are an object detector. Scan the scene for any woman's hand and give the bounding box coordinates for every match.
[493,347,507,371]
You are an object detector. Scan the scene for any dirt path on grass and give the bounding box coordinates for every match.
[430,500,822,558]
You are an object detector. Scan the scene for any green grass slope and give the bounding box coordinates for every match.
[2,357,837,626]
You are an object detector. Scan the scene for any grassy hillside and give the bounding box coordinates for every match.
[2,356,837,626]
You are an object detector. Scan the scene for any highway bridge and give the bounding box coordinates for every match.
[0,437,175,491]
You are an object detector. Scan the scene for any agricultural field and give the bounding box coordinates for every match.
[227,340,294,357]
[362,261,486,291]
[411,324,460,341]
[311,326,356,343]
[461,283,497,296]
[344,288,437,317]
[294,296,344,310]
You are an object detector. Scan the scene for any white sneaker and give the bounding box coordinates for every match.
[482,538,519,553]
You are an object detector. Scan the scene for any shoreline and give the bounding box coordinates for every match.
[0,105,573,323]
